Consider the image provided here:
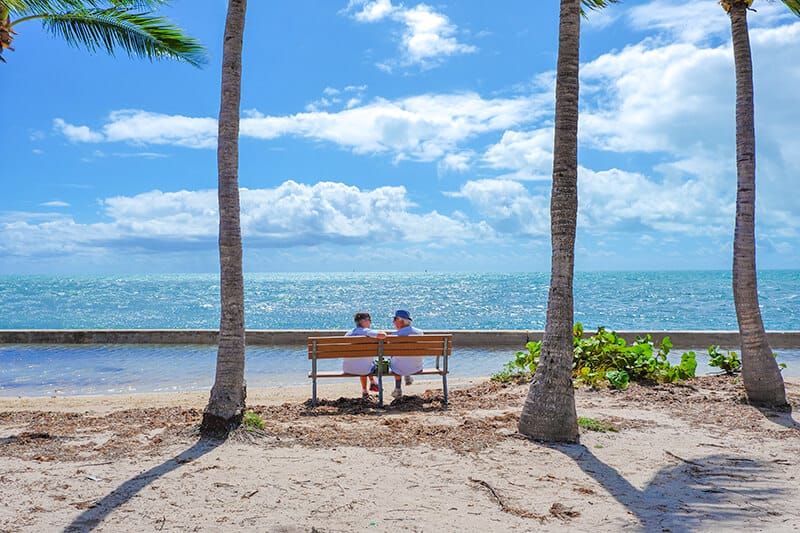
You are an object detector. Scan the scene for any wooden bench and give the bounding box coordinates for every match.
[308,334,453,406]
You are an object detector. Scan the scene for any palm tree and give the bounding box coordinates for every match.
[518,0,618,442]
[201,0,247,435]
[719,0,794,405]
[0,0,206,65]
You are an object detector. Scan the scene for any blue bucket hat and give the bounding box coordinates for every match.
[393,309,412,321]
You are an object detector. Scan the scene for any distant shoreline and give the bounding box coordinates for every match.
[2,329,800,349]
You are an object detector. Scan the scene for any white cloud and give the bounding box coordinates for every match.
[54,111,217,149]
[103,110,218,148]
[306,85,367,112]
[55,92,544,164]
[40,201,70,207]
[571,14,800,243]
[482,129,553,180]
[398,4,477,68]
[578,166,731,236]
[346,1,476,70]
[438,151,474,173]
[53,118,104,143]
[626,0,797,43]
[0,182,492,257]
[626,1,729,43]
[580,41,733,153]
[349,0,394,22]
[448,179,549,237]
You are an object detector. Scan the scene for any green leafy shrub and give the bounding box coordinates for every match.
[492,323,697,389]
[578,417,618,433]
[242,411,265,431]
[707,345,741,374]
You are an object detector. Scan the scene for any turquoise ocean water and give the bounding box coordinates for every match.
[1,271,798,396]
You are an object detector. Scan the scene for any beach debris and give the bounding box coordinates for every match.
[468,477,547,520]
[71,499,98,510]
[549,502,580,521]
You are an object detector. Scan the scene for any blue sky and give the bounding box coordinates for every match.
[4,0,799,274]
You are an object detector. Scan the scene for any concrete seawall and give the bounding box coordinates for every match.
[1,330,799,349]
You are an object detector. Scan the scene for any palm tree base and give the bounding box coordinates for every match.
[200,411,243,437]
[518,376,580,443]
[742,375,787,407]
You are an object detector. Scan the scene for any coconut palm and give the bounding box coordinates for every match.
[518,0,618,443]
[0,0,206,65]
[719,0,795,405]
[201,0,247,435]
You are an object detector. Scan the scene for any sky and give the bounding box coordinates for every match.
[3,0,799,275]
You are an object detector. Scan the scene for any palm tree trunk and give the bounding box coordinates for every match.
[202,0,248,434]
[518,0,580,442]
[728,3,785,406]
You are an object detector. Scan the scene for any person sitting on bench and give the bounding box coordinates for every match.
[344,311,387,398]
[389,309,423,399]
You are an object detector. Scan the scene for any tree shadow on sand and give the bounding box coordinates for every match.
[63,436,222,532]
[555,445,790,531]
[755,403,798,430]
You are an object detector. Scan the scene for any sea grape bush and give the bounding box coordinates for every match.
[707,345,741,374]
[706,345,786,374]
[492,323,697,389]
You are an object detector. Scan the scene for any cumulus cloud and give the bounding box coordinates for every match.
[572,11,800,244]
[578,166,732,236]
[54,92,544,163]
[53,118,104,143]
[482,129,553,181]
[54,111,217,148]
[0,182,493,258]
[349,0,394,22]
[346,0,476,70]
[626,0,797,43]
[448,179,549,237]
[438,151,474,174]
[579,41,733,154]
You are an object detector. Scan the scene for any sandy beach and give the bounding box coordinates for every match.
[1,375,798,532]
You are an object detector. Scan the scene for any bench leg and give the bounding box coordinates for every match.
[442,373,448,404]
[312,377,318,406]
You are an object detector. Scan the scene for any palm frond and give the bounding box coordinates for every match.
[40,8,206,66]
[580,0,621,17]
[5,1,172,18]
[781,0,800,17]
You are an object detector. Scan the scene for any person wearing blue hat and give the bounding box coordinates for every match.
[389,309,424,399]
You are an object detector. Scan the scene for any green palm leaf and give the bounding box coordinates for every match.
[1,1,207,66]
[781,0,800,17]
[41,8,206,66]
[580,0,621,17]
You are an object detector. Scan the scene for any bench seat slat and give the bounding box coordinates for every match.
[307,346,379,359]
[308,368,445,379]
[383,346,449,357]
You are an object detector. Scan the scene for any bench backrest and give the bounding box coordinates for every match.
[308,334,453,360]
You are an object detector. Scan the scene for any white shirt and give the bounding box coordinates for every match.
[342,326,380,375]
[389,325,424,376]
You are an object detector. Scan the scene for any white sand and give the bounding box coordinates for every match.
[1,377,799,532]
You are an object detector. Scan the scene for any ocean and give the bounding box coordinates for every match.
[1,271,798,396]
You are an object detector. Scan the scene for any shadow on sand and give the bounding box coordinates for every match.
[756,403,798,430]
[64,436,222,532]
[301,393,448,416]
[555,444,789,531]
